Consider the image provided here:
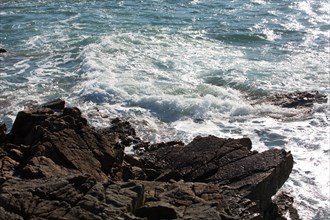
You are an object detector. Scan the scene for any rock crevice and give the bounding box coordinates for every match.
[0,100,296,219]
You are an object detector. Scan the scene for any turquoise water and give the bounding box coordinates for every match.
[1,0,329,218]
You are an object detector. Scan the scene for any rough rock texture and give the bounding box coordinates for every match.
[4,105,123,181]
[134,180,236,220]
[0,99,295,219]
[133,136,293,218]
[0,175,144,220]
[272,193,300,220]
[255,91,327,109]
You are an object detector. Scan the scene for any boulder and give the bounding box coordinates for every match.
[272,192,300,220]
[40,98,65,110]
[4,105,123,182]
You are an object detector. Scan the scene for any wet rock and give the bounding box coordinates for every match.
[0,100,295,219]
[273,192,300,220]
[3,102,123,181]
[40,98,65,110]
[138,135,293,218]
[0,175,145,220]
[134,180,236,220]
[0,48,7,53]
[139,136,254,181]
[256,91,327,109]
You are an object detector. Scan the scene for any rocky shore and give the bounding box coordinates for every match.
[0,99,297,219]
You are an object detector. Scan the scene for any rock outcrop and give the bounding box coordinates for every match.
[0,99,295,219]
[0,175,144,220]
[129,136,293,219]
[0,48,7,53]
[254,91,327,109]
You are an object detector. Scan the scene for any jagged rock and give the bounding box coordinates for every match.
[134,180,237,220]
[272,193,300,220]
[0,156,19,178]
[255,91,327,108]
[0,100,295,219]
[3,105,123,181]
[137,135,293,218]
[0,175,145,220]
[40,99,65,110]
[138,136,253,181]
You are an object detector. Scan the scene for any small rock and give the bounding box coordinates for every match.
[255,91,327,109]
[41,99,65,110]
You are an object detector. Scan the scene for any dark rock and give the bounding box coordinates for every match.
[40,99,65,110]
[154,170,182,182]
[134,180,233,219]
[7,109,53,145]
[255,91,327,109]
[101,118,136,137]
[0,102,295,220]
[135,205,178,220]
[0,175,145,220]
[138,135,293,218]
[97,118,145,151]
[3,107,123,181]
[125,154,144,167]
[0,123,6,143]
[139,136,254,181]
[143,168,161,180]
[273,192,300,220]
[0,48,7,53]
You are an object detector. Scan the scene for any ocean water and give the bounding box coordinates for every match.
[0,0,329,218]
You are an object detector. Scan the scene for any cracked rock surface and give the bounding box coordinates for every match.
[0,99,296,219]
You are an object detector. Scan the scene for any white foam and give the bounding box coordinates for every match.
[1,2,329,218]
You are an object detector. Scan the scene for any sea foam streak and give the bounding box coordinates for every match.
[1,0,329,218]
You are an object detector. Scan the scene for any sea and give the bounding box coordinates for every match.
[0,0,329,219]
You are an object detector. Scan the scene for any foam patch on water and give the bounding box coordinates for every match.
[1,1,329,218]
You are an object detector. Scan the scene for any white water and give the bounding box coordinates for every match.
[1,0,329,218]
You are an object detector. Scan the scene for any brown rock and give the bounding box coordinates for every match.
[0,175,145,220]
[134,180,239,220]
[255,91,327,109]
[3,104,123,181]
[272,192,300,220]
[0,101,295,220]
[138,135,293,219]
[0,156,19,177]
[40,99,65,110]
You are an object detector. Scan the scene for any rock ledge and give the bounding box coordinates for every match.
[0,100,295,219]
